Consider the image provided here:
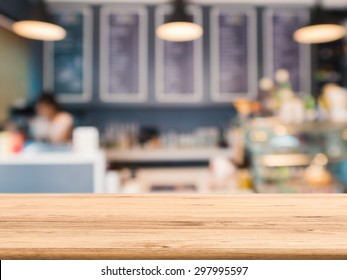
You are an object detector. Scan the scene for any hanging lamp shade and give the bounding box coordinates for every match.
[294,4,345,44]
[156,0,203,42]
[12,0,66,41]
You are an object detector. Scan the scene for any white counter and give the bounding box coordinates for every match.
[0,152,106,193]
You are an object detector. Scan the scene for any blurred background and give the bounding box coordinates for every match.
[2,0,347,194]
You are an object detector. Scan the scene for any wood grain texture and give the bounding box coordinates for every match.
[1,195,347,260]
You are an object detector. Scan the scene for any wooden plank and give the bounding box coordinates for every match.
[0,195,347,259]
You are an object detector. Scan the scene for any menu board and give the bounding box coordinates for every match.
[211,8,257,102]
[100,7,147,102]
[264,8,310,94]
[156,6,203,103]
[45,7,92,103]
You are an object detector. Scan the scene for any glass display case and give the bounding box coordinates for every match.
[244,117,347,193]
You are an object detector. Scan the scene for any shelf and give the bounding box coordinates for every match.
[104,147,231,163]
[255,154,347,167]
[245,118,347,134]
[255,154,312,167]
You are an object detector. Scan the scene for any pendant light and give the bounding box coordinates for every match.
[156,0,203,42]
[293,0,346,44]
[12,0,66,41]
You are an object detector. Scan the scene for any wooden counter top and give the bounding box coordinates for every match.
[1,195,347,260]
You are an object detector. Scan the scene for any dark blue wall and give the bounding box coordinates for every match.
[0,0,32,21]
[4,2,347,135]
[76,107,235,133]
[61,4,237,133]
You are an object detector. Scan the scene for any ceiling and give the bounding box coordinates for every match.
[44,0,347,8]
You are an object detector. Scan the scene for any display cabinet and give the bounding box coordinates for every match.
[244,118,347,193]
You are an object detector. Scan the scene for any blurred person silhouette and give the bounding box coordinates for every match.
[30,92,73,144]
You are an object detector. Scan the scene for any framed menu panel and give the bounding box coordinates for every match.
[211,7,257,102]
[44,7,93,103]
[155,5,203,103]
[264,8,310,94]
[100,6,148,103]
